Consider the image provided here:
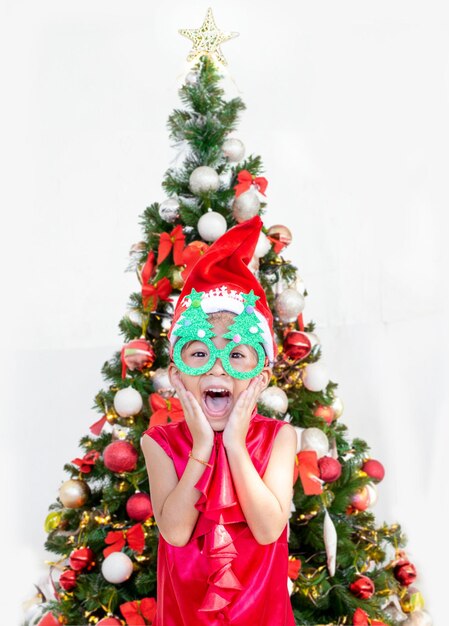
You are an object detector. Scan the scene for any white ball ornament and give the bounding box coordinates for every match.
[185,71,198,85]
[222,138,245,162]
[403,610,433,626]
[331,395,344,418]
[366,483,378,508]
[158,198,180,223]
[254,232,272,258]
[232,190,260,223]
[259,386,289,415]
[197,211,227,242]
[113,387,143,418]
[275,288,305,323]
[101,552,134,584]
[189,166,220,194]
[301,427,329,459]
[303,362,330,392]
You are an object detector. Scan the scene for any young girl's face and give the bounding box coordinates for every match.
[169,313,271,431]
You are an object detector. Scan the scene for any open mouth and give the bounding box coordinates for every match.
[202,388,232,417]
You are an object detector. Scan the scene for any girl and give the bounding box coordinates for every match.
[141,217,298,625]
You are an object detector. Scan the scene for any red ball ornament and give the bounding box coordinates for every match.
[126,492,154,521]
[283,331,312,361]
[349,575,375,599]
[362,459,385,482]
[103,440,138,473]
[97,618,123,626]
[69,546,95,571]
[350,486,370,511]
[37,613,61,626]
[318,456,342,482]
[394,559,417,586]
[314,405,335,424]
[121,338,155,378]
[59,568,77,591]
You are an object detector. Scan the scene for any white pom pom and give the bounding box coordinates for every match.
[303,362,329,392]
[301,427,329,458]
[101,552,133,584]
[113,387,143,417]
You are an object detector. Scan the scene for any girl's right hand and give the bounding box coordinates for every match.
[171,371,214,453]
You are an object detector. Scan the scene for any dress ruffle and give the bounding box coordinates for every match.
[192,432,246,613]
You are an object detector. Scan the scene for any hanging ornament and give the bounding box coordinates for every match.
[113,387,143,418]
[185,71,198,85]
[254,231,271,258]
[189,166,220,194]
[44,511,62,532]
[349,575,375,599]
[318,456,342,482]
[323,508,337,576]
[267,224,292,253]
[101,551,134,584]
[180,240,209,280]
[171,266,184,290]
[178,7,239,66]
[222,137,245,162]
[349,486,371,511]
[301,427,329,458]
[97,617,123,626]
[394,558,417,587]
[366,482,378,507]
[152,367,174,398]
[331,395,344,418]
[158,198,180,223]
[283,331,312,361]
[69,547,95,571]
[197,210,227,241]
[402,610,432,625]
[362,459,385,482]
[59,479,90,509]
[258,386,289,414]
[302,361,329,392]
[126,492,154,522]
[232,189,260,223]
[313,404,335,424]
[103,441,139,473]
[112,424,130,441]
[275,288,305,323]
[59,569,77,591]
[121,339,155,379]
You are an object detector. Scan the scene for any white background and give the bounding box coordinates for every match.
[2,1,448,624]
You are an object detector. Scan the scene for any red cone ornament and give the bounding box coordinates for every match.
[59,569,77,591]
[69,546,95,571]
[349,575,375,599]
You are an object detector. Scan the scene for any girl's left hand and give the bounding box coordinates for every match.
[222,375,265,450]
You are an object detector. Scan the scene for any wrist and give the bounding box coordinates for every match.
[191,442,213,459]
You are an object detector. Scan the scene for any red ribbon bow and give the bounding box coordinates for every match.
[71,450,100,474]
[149,393,184,427]
[288,557,302,580]
[89,414,107,435]
[296,450,323,495]
[157,224,185,266]
[233,169,268,198]
[119,597,157,626]
[103,523,145,557]
[142,277,172,311]
[353,608,387,626]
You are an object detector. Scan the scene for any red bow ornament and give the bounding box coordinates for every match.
[353,608,387,626]
[149,393,184,427]
[141,277,172,311]
[233,169,268,198]
[296,450,323,495]
[157,224,185,266]
[287,557,302,580]
[120,597,157,626]
[103,523,145,557]
[71,450,100,474]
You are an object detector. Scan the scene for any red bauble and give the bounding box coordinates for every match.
[362,459,385,482]
[126,492,154,521]
[314,404,335,424]
[318,456,342,482]
[121,338,155,378]
[97,618,123,626]
[394,559,417,586]
[283,331,312,361]
[59,568,77,591]
[350,486,370,511]
[103,441,138,473]
[37,613,61,626]
[69,546,95,571]
[349,575,375,599]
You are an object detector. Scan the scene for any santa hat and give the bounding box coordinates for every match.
[168,215,277,363]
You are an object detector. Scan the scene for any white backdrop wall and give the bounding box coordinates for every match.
[2,1,448,624]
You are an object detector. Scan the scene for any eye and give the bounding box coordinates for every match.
[230,350,244,359]
[192,350,207,358]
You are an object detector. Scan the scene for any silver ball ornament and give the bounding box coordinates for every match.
[159,198,180,223]
[259,386,289,414]
[101,551,134,584]
[275,288,305,323]
[185,71,198,85]
[301,427,329,458]
[222,138,245,162]
[197,211,227,242]
[232,190,260,223]
[189,166,220,194]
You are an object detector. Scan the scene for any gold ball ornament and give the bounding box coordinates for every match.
[267,224,292,247]
[171,266,184,290]
[44,510,62,532]
[59,479,91,509]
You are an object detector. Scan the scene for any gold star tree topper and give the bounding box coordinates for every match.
[179,8,239,66]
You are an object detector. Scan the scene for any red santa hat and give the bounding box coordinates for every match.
[168,215,277,363]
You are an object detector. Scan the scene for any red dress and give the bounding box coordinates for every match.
[143,413,296,626]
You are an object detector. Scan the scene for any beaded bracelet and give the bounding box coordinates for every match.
[188,450,212,468]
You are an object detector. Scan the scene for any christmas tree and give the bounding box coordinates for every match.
[24,11,430,626]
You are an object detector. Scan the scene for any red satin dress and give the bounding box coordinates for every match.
[143,413,296,626]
